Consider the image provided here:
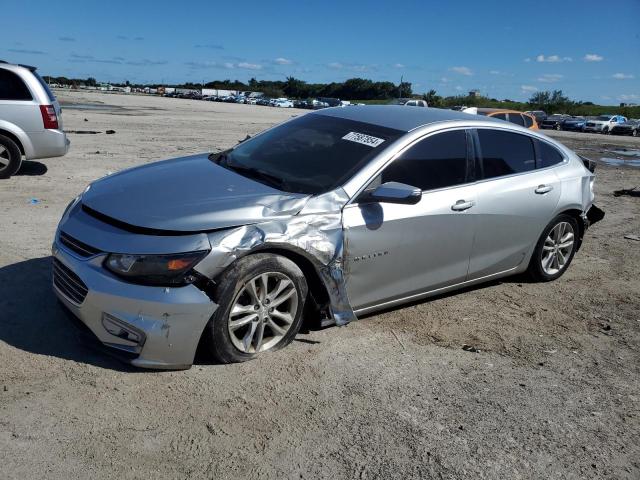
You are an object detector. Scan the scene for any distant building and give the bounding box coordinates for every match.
[469,89,480,98]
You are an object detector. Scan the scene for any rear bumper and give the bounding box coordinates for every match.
[52,240,217,370]
[26,129,69,159]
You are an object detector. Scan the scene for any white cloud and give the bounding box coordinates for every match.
[521,85,538,93]
[489,70,500,75]
[524,57,531,62]
[619,94,639,101]
[450,66,473,76]
[328,62,343,69]
[536,54,572,63]
[612,73,634,79]
[584,53,603,62]
[455,85,463,91]
[223,62,235,69]
[237,62,262,70]
[274,57,292,65]
[537,74,564,83]
[393,63,405,68]
[440,77,449,83]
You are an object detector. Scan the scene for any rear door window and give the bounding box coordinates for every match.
[477,129,535,179]
[535,140,565,168]
[381,130,469,191]
[508,113,525,127]
[0,68,33,100]
[492,113,507,121]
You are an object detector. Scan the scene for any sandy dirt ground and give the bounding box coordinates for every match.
[1,91,639,479]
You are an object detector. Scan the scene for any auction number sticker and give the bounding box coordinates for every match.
[342,131,385,147]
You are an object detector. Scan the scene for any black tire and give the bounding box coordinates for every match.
[527,214,580,282]
[555,123,561,131]
[204,253,308,363]
[0,134,22,179]
[602,127,609,135]
[633,129,638,137]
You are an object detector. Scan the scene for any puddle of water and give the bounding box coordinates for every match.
[599,157,640,167]
[608,149,640,158]
[61,103,119,111]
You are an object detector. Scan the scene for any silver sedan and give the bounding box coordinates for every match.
[52,106,603,369]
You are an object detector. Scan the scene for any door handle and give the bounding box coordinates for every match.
[535,185,554,194]
[451,199,475,211]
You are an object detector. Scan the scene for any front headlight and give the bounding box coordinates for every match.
[104,250,209,286]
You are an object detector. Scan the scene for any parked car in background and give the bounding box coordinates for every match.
[583,115,628,134]
[610,119,640,136]
[464,108,538,129]
[317,97,341,107]
[525,110,547,125]
[274,98,293,108]
[561,116,587,132]
[53,106,602,369]
[540,114,572,130]
[0,60,69,178]
[312,99,330,109]
[389,98,428,107]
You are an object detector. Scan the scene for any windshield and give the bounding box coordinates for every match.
[596,115,613,121]
[217,113,403,194]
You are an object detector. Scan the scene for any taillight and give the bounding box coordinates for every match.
[39,105,59,129]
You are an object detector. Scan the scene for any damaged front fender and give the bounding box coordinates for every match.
[194,189,357,325]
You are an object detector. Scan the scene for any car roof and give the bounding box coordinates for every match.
[312,105,502,132]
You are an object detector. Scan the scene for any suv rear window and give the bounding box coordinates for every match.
[33,71,56,102]
[523,115,534,128]
[0,68,33,100]
[508,113,525,127]
[477,129,535,178]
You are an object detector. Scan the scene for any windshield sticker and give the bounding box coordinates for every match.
[342,132,385,147]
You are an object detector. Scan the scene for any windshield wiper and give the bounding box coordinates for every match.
[225,162,289,191]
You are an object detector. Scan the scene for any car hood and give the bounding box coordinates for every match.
[81,154,310,232]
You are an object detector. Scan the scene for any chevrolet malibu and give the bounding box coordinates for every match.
[53,106,603,369]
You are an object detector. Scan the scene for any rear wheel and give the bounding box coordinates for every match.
[602,126,609,135]
[527,214,579,282]
[633,129,638,137]
[0,134,22,179]
[204,253,308,363]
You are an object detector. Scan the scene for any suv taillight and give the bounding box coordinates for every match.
[39,105,59,129]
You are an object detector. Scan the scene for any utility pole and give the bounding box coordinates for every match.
[399,75,403,99]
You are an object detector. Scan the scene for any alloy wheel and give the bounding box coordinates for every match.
[541,221,575,275]
[0,145,9,172]
[227,272,298,354]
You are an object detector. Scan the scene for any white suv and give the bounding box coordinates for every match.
[583,114,627,134]
[0,60,69,178]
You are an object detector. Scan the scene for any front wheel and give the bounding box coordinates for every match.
[633,129,638,137]
[527,215,579,282]
[204,253,308,363]
[602,127,609,135]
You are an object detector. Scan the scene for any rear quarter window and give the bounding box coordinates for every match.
[477,129,535,179]
[0,68,33,101]
[523,115,534,128]
[535,140,565,168]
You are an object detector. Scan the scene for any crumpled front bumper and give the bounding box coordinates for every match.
[52,241,217,370]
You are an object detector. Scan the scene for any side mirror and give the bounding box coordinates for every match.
[363,181,422,205]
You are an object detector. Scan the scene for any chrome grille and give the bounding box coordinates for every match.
[59,231,101,258]
[53,258,88,304]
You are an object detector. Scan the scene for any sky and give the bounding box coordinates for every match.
[3,0,639,103]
